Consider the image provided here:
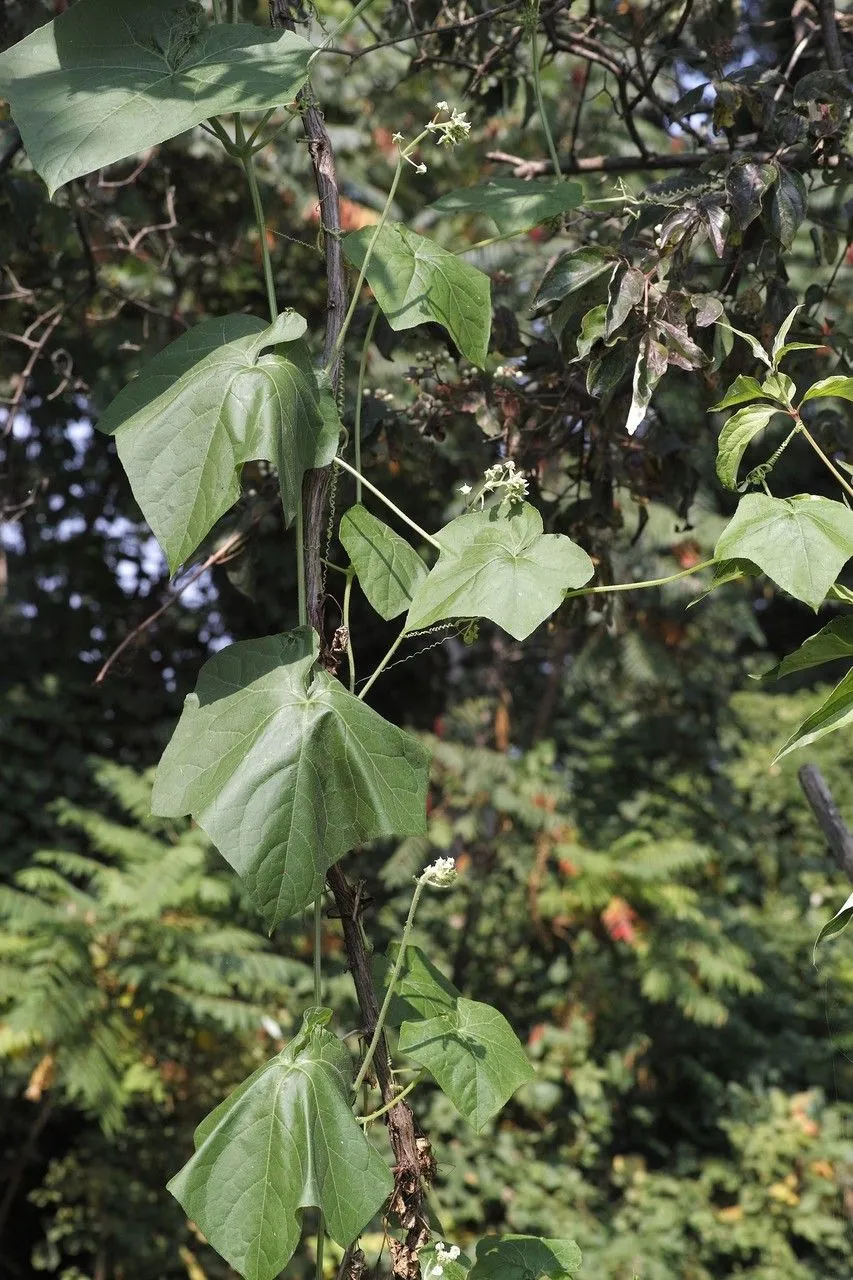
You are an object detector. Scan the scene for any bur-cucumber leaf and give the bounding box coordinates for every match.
[469,1236,583,1280]
[340,504,428,620]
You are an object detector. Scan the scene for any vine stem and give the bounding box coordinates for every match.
[335,458,442,551]
[211,0,222,21]
[236,118,277,326]
[353,876,429,1095]
[565,558,717,599]
[354,306,379,503]
[797,417,853,502]
[357,1070,425,1125]
[530,1,563,181]
[357,626,406,702]
[343,569,356,693]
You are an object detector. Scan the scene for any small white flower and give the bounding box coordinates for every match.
[449,1246,461,1260]
[421,857,457,888]
[436,99,450,111]
[392,132,404,144]
[458,483,473,496]
[433,1269,443,1277]
[414,162,427,175]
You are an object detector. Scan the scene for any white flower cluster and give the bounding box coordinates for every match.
[478,459,528,508]
[426,1241,462,1276]
[426,101,472,148]
[421,856,457,888]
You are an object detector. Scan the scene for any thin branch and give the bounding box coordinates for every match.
[798,764,853,884]
[485,145,853,178]
[325,0,523,59]
[817,0,845,72]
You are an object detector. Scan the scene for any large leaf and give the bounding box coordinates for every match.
[431,178,583,235]
[714,494,853,610]
[99,311,330,573]
[404,503,593,641]
[168,1008,392,1280]
[774,667,853,761]
[468,1236,583,1280]
[801,376,853,405]
[381,946,534,1133]
[151,628,430,928]
[343,223,491,367]
[762,616,853,681]
[715,403,781,490]
[0,0,314,195]
[340,504,428,621]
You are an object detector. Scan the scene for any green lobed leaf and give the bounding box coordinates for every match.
[801,376,853,405]
[381,945,534,1132]
[774,667,853,762]
[151,628,430,928]
[0,0,314,195]
[531,247,614,315]
[404,503,593,641]
[340,504,428,621]
[715,494,853,611]
[99,311,332,573]
[167,1008,392,1280]
[761,616,853,681]
[343,222,491,367]
[430,178,583,236]
[468,1236,583,1280]
[814,890,853,956]
[715,403,781,490]
[709,374,769,412]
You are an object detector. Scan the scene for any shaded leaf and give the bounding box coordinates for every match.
[531,247,614,315]
[699,200,730,258]
[769,170,807,249]
[99,312,329,573]
[605,265,645,340]
[715,403,780,490]
[0,0,313,195]
[715,494,853,610]
[340,504,428,621]
[404,503,593,641]
[656,320,708,371]
[168,1008,392,1280]
[725,160,777,231]
[761,616,853,681]
[690,294,724,327]
[775,668,853,762]
[151,629,430,928]
[431,178,583,235]
[575,305,607,359]
[343,223,491,367]
[801,376,853,404]
[468,1236,583,1280]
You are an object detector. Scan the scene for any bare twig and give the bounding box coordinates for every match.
[817,0,845,72]
[798,764,853,884]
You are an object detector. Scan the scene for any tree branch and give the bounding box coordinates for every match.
[798,764,853,884]
[486,145,853,178]
[817,0,845,72]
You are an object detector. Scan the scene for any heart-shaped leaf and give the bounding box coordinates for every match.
[340,504,428,620]
[431,178,583,235]
[715,403,781,489]
[714,494,853,610]
[343,222,491,367]
[774,667,853,762]
[168,1008,392,1280]
[468,1236,583,1280]
[405,503,593,640]
[380,946,533,1133]
[761,616,853,681]
[99,311,331,573]
[801,376,853,405]
[151,628,430,928]
[0,0,314,195]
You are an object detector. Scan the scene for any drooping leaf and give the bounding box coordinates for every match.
[761,616,853,681]
[716,319,772,367]
[0,0,314,195]
[715,403,781,490]
[431,178,583,235]
[801,376,853,405]
[575,305,607,359]
[605,265,645,339]
[380,946,534,1133]
[99,312,331,573]
[774,667,853,761]
[151,628,430,928]
[340,504,428,620]
[168,1008,392,1280]
[725,159,778,231]
[468,1236,583,1280]
[769,170,807,249]
[715,494,853,611]
[656,320,708,371]
[531,247,614,315]
[709,374,769,412]
[625,335,666,435]
[404,503,593,641]
[343,223,491,367]
[814,890,853,956]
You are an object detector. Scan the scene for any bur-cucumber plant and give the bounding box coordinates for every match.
[2,0,853,1276]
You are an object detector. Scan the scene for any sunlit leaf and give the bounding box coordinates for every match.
[343,222,491,367]
[0,0,313,195]
[468,1236,583,1280]
[801,376,853,404]
[168,1008,392,1280]
[761,616,853,681]
[715,403,781,490]
[774,667,853,761]
[431,178,583,235]
[715,494,853,610]
[340,504,428,620]
[152,628,430,928]
[531,247,614,315]
[709,375,769,412]
[404,503,593,640]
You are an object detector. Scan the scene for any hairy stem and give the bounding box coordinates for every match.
[358,627,406,701]
[354,306,379,503]
[335,458,442,551]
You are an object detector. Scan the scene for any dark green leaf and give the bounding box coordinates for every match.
[168,1009,392,1280]
[343,223,491,367]
[99,312,330,573]
[431,178,583,236]
[605,265,645,340]
[575,305,607,359]
[761,616,853,681]
[725,160,778,232]
[775,668,853,761]
[700,200,730,258]
[656,320,708,371]
[715,403,780,490]
[715,494,853,610]
[710,374,770,411]
[340,504,428,621]
[531,248,614,315]
[151,628,430,927]
[801,376,853,405]
[404,503,593,640]
[769,170,807,249]
[0,0,313,195]
[468,1236,583,1280]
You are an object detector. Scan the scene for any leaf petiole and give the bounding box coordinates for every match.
[565,558,718,599]
[334,457,442,551]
